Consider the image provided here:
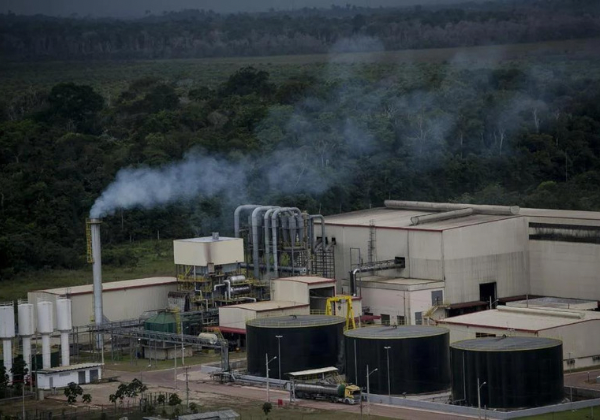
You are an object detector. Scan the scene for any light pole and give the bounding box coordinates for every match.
[265,353,277,402]
[384,346,392,403]
[366,364,378,415]
[477,377,487,420]
[276,335,283,380]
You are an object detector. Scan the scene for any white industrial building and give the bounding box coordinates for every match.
[318,201,600,325]
[28,277,178,328]
[36,363,103,390]
[437,304,600,369]
[219,276,362,334]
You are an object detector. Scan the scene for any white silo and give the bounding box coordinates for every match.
[56,299,72,367]
[36,301,54,369]
[0,303,16,382]
[17,303,34,375]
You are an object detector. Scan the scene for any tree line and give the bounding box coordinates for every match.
[1,0,599,61]
[1,57,600,279]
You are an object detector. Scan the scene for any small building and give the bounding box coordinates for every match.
[28,277,179,328]
[176,410,240,420]
[218,300,310,334]
[36,363,103,390]
[437,305,600,369]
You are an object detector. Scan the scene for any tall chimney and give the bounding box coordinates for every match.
[0,303,15,383]
[17,303,34,375]
[36,301,54,369]
[56,299,72,367]
[88,218,104,328]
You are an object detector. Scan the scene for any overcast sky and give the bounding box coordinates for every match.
[0,0,454,17]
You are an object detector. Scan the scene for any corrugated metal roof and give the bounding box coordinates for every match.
[288,366,339,377]
[322,208,518,231]
[175,237,239,243]
[37,363,103,374]
[34,277,177,296]
[225,300,308,311]
[438,307,600,331]
[273,276,335,285]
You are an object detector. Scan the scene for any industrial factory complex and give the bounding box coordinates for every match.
[2,200,600,416]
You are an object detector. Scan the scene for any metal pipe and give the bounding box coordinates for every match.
[384,200,520,215]
[224,280,231,300]
[263,208,279,279]
[214,284,225,292]
[410,208,474,226]
[252,206,278,280]
[271,208,301,278]
[234,204,261,238]
[309,215,326,252]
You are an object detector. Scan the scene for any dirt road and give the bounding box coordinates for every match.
[100,366,476,420]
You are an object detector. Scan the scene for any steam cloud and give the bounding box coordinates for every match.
[89,152,247,218]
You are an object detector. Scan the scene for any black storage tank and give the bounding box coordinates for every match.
[345,325,450,395]
[246,315,345,378]
[450,337,563,409]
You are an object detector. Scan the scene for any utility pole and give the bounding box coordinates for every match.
[174,344,178,390]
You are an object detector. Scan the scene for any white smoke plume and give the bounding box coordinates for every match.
[89,150,247,218]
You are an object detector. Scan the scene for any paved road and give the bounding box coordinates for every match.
[104,366,476,420]
[564,368,600,391]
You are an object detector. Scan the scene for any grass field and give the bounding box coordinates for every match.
[1,37,599,100]
[521,405,599,419]
[0,239,175,301]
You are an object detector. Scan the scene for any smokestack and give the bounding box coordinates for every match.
[36,301,53,370]
[88,218,104,327]
[0,303,15,383]
[56,299,72,367]
[17,303,34,375]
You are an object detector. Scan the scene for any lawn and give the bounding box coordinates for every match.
[0,239,175,302]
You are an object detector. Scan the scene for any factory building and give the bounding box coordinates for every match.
[318,201,600,325]
[28,277,178,328]
[437,302,600,369]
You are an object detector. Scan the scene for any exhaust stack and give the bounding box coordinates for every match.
[56,299,72,367]
[0,303,15,382]
[88,218,104,327]
[17,303,34,375]
[36,301,54,369]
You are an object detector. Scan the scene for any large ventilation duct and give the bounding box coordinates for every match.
[271,207,301,278]
[384,200,520,216]
[234,204,261,238]
[56,299,72,367]
[251,206,278,279]
[410,208,474,226]
[0,303,15,382]
[17,303,34,375]
[309,215,326,252]
[263,208,279,279]
[36,301,54,369]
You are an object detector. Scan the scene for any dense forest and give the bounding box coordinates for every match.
[1,0,600,280]
[2,0,600,60]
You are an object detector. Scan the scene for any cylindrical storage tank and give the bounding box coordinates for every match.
[450,337,563,409]
[36,301,54,334]
[246,315,345,378]
[345,326,450,395]
[18,304,35,337]
[56,299,72,332]
[0,305,15,338]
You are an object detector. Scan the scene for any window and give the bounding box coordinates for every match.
[415,312,422,325]
[476,332,496,338]
[380,314,390,326]
[397,315,405,326]
[431,290,443,306]
[59,372,70,377]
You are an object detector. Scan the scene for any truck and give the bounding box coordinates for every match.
[292,382,361,405]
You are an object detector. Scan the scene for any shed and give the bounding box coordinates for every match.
[36,363,103,390]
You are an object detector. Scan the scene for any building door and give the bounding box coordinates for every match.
[479,282,497,308]
[90,370,99,382]
[49,377,53,389]
[78,371,86,384]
